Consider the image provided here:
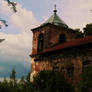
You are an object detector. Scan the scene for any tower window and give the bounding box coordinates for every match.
[67,65,74,78]
[59,34,66,43]
[38,33,44,52]
[82,60,91,69]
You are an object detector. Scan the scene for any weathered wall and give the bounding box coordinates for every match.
[30,44,92,84]
[49,24,76,47]
[31,24,77,54]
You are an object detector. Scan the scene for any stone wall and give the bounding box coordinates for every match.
[30,44,92,84]
[49,24,76,46]
[31,24,77,54]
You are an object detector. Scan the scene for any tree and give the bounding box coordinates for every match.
[19,76,25,85]
[74,29,84,38]
[10,68,16,81]
[78,67,92,92]
[0,19,8,29]
[5,0,17,13]
[33,71,74,92]
[83,23,92,36]
[26,72,30,82]
[10,68,16,86]
[0,39,5,43]
[0,19,7,43]
[0,79,9,92]
[0,0,17,43]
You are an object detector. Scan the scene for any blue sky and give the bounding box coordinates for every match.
[0,0,92,78]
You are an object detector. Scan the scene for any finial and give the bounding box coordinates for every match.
[53,4,57,14]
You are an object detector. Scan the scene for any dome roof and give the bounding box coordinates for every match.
[41,6,68,28]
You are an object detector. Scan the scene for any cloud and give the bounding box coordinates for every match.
[0,0,39,77]
[11,3,39,31]
[0,32,31,63]
[57,0,92,30]
[43,0,92,30]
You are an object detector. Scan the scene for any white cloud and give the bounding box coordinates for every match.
[42,16,48,21]
[0,32,31,62]
[11,3,39,32]
[57,0,92,30]
[0,0,39,69]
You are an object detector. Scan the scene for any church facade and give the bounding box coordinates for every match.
[30,7,92,85]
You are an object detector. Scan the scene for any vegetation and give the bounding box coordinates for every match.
[74,23,92,39]
[78,67,92,92]
[33,71,74,92]
[83,23,92,36]
[74,29,84,38]
[1,68,92,92]
[0,69,74,92]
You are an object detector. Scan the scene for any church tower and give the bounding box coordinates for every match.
[30,6,77,81]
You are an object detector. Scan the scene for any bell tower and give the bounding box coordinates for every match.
[30,5,77,81]
[31,5,68,55]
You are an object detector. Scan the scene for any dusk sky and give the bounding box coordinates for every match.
[0,0,92,78]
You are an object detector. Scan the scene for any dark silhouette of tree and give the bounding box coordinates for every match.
[0,19,8,29]
[26,72,30,82]
[78,67,92,92]
[0,71,74,92]
[74,29,84,38]
[83,23,92,36]
[0,19,8,43]
[33,71,74,92]
[0,39,5,42]
[10,68,17,87]
[0,0,17,43]
[19,76,25,85]
[10,68,16,81]
[0,0,17,29]
[5,0,17,13]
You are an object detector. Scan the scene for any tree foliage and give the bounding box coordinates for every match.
[0,19,8,29]
[10,68,16,81]
[78,67,92,92]
[0,0,17,29]
[33,71,74,92]
[74,29,84,38]
[83,23,92,36]
[0,70,74,92]
[26,72,30,83]
[5,0,17,13]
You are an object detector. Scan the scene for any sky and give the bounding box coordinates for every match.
[0,0,92,78]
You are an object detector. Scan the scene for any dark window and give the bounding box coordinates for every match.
[82,60,91,69]
[60,67,65,73]
[83,60,91,66]
[59,34,66,43]
[53,64,59,72]
[67,65,74,77]
[38,33,44,52]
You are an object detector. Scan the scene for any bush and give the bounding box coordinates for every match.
[78,67,92,92]
[33,71,74,92]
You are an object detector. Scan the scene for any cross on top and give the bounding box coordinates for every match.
[53,4,57,14]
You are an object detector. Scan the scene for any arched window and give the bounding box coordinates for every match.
[67,65,74,78]
[38,33,44,52]
[59,34,66,43]
[82,60,91,69]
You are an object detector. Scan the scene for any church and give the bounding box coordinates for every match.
[30,6,92,85]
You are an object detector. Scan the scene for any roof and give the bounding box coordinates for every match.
[41,10,68,28]
[31,36,92,56]
[31,6,68,31]
[41,13,68,28]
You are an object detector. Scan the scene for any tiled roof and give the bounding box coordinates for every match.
[41,13,68,28]
[31,36,92,56]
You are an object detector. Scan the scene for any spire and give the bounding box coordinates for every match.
[41,5,68,28]
[53,4,57,14]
